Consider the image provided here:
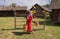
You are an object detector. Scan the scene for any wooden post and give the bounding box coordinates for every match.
[42,11,46,30]
[14,10,16,29]
[43,15,46,30]
[12,6,16,29]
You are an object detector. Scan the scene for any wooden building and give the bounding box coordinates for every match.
[30,4,51,17]
[49,0,60,23]
[0,6,27,17]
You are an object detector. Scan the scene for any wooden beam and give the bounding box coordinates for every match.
[43,14,46,30]
[14,10,16,29]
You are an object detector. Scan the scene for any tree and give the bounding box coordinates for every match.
[43,4,50,8]
[10,3,17,7]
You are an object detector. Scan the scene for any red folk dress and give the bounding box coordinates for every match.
[26,14,33,32]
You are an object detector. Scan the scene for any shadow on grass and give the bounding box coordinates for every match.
[33,28,44,31]
[2,28,23,30]
[12,28,45,36]
[39,19,60,27]
[12,32,31,36]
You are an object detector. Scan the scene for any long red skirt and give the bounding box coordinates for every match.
[27,23,32,32]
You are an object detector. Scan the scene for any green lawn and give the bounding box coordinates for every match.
[0,17,60,39]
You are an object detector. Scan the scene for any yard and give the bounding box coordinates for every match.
[0,17,60,39]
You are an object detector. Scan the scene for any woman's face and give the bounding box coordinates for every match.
[29,11,33,15]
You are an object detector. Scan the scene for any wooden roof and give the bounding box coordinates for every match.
[41,6,51,12]
[30,4,51,12]
[49,0,60,9]
[0,6,27,11]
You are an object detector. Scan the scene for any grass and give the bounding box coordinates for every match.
[0,17,60,39]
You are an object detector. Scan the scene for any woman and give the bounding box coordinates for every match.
[26,11,33,33]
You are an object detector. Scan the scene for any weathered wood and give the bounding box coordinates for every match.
[51,9,60,23]
[43,15,46,30]
[14,10,16,29]
[49,0,60,9]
